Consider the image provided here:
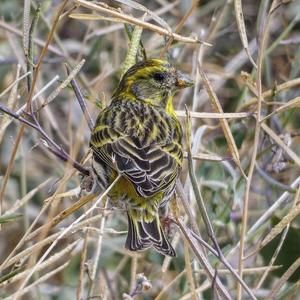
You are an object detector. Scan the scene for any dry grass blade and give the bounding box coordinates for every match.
[0,65,21,142]
[69,13,125,22]
[24,191,95,241]
[237,2,279,298]
[182,223,257,299]
[261,123,300,167]
[5,262,70,300]
[184,110,256,299]
[175,181,201,237]
[23,0,69,111]
[183,152,225,162]
[255,226,289,290]
[0,170,75,273]
[0,127,26,228]
[2,215,103,272]
[160,0,198,57]
[14,175,121,298]
[177,219,232,300]
[0,71,30,98]
[0,19,64,56]
[197,65,245,178]
[247,176,300,238]
[129,255,138,292]
[196,266,281,275]
[88,200,109,295]
[0,240,78,288]
[0,0,69,231]
[268,257,300,299]
[0,65,20,222]
[175,110,253,119]
[154,270,186,300]
[260,96,300,122]
[179,281,212,300]
[234,0,257,68]
[113,0,171,31]
[75,0,211,45]
[238,77,300,111]
[260,186,300,250]
[183,239,197,300]
[76,230,89,300]
[84,0,180,40]
[4,178,53,216]
[15,75,59,115]
[185,109,218,238]
[39,59,86,110]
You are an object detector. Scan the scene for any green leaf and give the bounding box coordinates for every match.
[0,214,22,224]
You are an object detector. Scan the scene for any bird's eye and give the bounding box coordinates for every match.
[153,72,166,82]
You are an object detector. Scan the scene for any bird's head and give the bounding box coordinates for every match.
[113,59,194,109]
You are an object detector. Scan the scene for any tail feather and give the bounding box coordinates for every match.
[125,211,176,257]
[125,212,151,251]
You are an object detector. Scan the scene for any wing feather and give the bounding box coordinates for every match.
[90,102,182,197]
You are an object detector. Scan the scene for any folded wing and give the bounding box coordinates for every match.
[90,106,182,198]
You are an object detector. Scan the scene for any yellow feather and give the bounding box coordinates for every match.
[165,95,177,118]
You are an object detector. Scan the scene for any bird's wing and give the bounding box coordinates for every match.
[90,108,182,197]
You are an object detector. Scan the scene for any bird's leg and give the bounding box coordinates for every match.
[160,195,178,234]
[79,167,98,195]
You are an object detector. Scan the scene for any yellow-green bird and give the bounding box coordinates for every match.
[90,59,193,256]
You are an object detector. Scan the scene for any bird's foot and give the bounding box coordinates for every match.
[79,167,97,195]
[161,215,176,234]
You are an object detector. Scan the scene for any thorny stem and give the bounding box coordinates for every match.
[0,103,90,176]
[65,64,95,131]
[0,0,70,226]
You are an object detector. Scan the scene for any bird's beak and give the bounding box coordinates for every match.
[175,71,194,89]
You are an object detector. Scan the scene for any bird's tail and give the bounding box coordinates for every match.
[125,210,176,257]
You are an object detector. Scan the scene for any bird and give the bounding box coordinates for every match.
[90,58,193,256]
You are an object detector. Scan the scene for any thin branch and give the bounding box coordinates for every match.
[0,103,89,176]
[160,0,199,57]
[14,174,121,298]
[175,111,254,119]
[66,64,95,131]
[237,2,279,298]
[178,221,257,300]
[176,218,232,300]
[75,0,211,45]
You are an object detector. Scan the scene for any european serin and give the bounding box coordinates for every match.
[90,59,193,256]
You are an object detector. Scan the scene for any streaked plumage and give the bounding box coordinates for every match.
[90,59,193,256]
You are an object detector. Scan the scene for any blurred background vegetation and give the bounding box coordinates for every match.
[1,0,300,299]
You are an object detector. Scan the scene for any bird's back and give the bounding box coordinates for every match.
[90,99,183,205]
